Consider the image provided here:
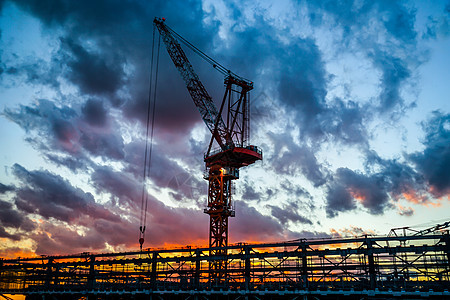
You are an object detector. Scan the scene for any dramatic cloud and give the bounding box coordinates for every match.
[411,112,450,197]
[81,98,108,127]
[267,132,327,187]
[0,0,448,257]
[12,163,119,223]
[268,204,313,226]
[326,167,391,217]
[0,183,14,193]
[61,37,126,97]
[4,99,125,164]
[325,150,439,217]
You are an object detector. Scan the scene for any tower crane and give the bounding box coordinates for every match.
[153,18,262,282]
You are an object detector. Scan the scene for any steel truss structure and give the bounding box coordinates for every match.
[1,233,449,299]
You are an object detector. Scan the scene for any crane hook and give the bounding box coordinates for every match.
[139,226,146,251]
[139,237,145,251]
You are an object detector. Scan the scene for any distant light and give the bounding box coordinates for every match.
[162,18,166,21]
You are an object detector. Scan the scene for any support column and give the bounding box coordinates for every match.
[244,245,251,290]
[366,238,377,289]
[443,232,450,279]
[45,258,53,289]
[87,255,95,290]
[300,243,308,289]
[195,249,201,288]
[151,251,158,289]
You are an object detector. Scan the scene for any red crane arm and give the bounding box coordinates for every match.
[153,18,228,149]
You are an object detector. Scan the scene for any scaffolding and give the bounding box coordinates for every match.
[1,233,449,299]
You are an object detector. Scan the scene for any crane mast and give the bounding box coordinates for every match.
[153,18,262,284]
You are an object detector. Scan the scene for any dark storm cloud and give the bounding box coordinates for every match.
[366,152,426,200]
[44,154,87,172]
[268,204,313,226]
[4,99,79,153]
[230,201,292,243]
[79,129,125,160]
[370,50,411,112]
[91,165,141,206]
[90,165,209,247]
[410,112,450,197]
[12,164,119,222]
[326,152,432,217]
[326,168,390,217]
[227,21,338,144]
[122,139,205,203]
[123,141,181,185]
[0,182,14,193]
[11,0,219,133]
[4,99,125,162]
[60,38,126,98]
[82,99,107,127]
[2,0,445,256]
[277,41,328,139]
[1,58,62,89]
[326,183,356,218]
[0,199,23,228]
[0,198,35,240]
[267,132,327,187]
[26,219,136,255]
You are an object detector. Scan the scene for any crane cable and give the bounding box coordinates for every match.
[139,26,161,251]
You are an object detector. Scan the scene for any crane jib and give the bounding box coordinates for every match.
[154,18,228,148]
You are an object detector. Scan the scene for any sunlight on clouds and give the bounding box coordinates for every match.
[0,0,448,258]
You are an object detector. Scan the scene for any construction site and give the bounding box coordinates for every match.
[1,18,449,300]
[1,224,449,299]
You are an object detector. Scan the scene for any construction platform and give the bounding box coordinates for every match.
[1,232,449,299]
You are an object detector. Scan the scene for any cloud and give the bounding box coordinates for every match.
[60,37,126,98]
[1,0,447,257]
[410,112,450,197]
[81,98,108,127]
[4,99,125,164]
[91,165,141,207]
[10,0,219,135]
[12,164,119,223]
[267,132,327,187]
[230,201,293,243]
[0,199,24,228]
[370,50,411,112]
[0,183,14,193]
[330,225,377,238]
[326,167,392,217]
[305,1,420,114]
[268,204,313,226]
[325,147,443,217]
[241,182,262,201]
[0,198,35,241]
[397,204,414,216]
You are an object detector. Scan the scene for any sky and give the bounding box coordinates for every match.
[0,0,449,258]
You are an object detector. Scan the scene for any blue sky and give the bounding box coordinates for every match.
[0,0,449,257]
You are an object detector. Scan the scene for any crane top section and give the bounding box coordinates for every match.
[153,17,253,91]
[154,17,261,168]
